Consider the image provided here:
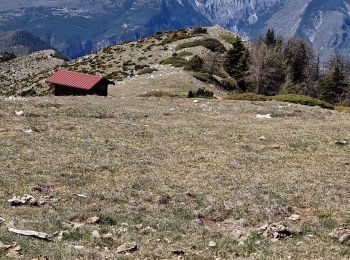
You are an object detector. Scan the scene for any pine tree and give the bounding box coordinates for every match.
[320,55,348,103]
[224,36,249,80]
[264,29,277,47]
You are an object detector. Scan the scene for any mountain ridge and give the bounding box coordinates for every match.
[0,0,349,61]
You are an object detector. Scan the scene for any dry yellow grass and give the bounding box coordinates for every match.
[0,93,349,259]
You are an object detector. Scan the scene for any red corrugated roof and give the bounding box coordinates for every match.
[46,70,103,90]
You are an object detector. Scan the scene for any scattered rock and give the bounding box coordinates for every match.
[0,217,5,224]
[8,194,58,206]
[15,110,24,116]
[155,195,171,205]
[102,233,113,239]
[31,256,49,260]
[23,128,33,134]
[73,193,88,198]
[7,227,49,240]
[258,136,267,141]
[288,214,301,221]
[335,140,348,146]
[208,241,217,247]
[172,249,185,256]
[91,230,100,238]
[0,241,21,258]
[330,228,350,244]
[272,144,281,149]
[258,222,293,240]
[116,242,138,254]
[55,230,69,241]
[193,100,199,103]
[212,218,250,241]
[256,114,272,119]
[86,216,100,224]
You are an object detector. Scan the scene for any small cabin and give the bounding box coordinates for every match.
[46,70,114,96]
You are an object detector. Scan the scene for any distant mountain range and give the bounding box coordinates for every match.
[0,0,349,60]
[0,30,52,57]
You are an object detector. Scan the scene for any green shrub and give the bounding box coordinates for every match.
[188,88,214,98]
[162,32,191,44]
[220,77,238,91]
[177,38,226,53]
[192,72,212,83]
[220,34,237,45]
[137,67,158,75]
[160,57,188,67]
[135,64,150,70]
[184,55,203,71]
[0,52,16,62]
[335,106,350,113]
[213,68,230,78]
[177,51,193,58]
[272,94,334,110]
[225,93,271,101]
[192,27,208,35]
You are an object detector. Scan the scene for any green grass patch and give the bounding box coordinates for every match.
[139,91,181,98]
[176,38,226,53]
[160,56,188,67]
[176,51,193,58]
[162,31,192,44]
[220,34,237,45]
[137,67,158,75]
[272,94,334,110]
[220,77,238,91]
[335,106,350,113]
[192,72,212,83]
[225,93,335,110]
[225,93,271,101]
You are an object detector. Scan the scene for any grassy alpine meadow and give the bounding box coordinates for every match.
[0,93,349,259]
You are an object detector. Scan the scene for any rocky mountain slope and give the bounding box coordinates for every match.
[0,26,232,97]
[0,30,53,57]
[0,50,64,96]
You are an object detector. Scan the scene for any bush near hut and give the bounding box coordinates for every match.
[188,88,214,98]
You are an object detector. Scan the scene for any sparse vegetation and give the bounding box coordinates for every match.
[191,27,208,35]
[225,93,271,101]
[162,31,192,44]
[160,56,188,67]
[139,90,180,97]
[272,94,335,110]
[176,38,226,53]
[192,72,212,83]
[137,67,158,75]
[0,52,16,62]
